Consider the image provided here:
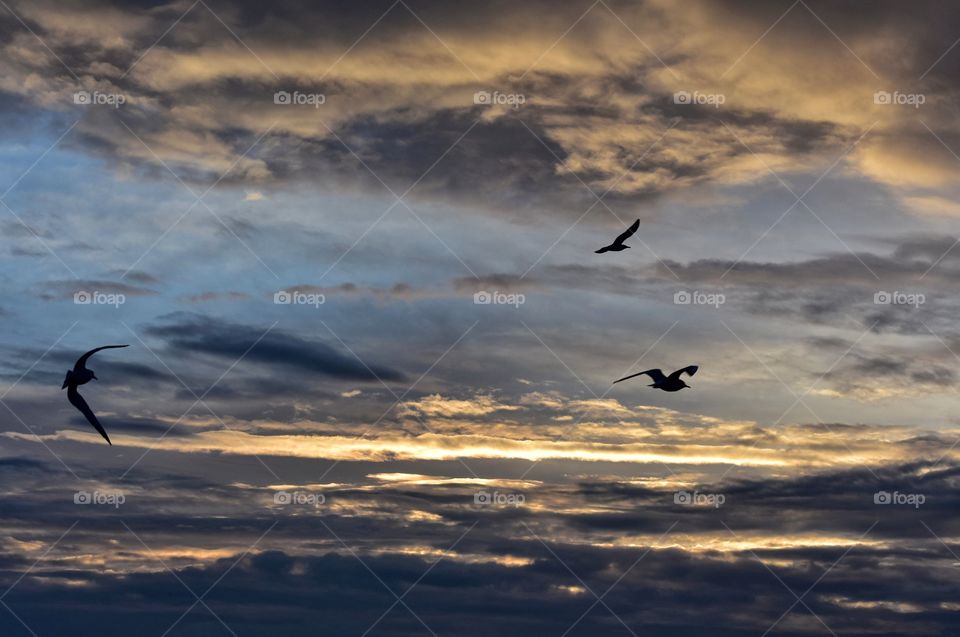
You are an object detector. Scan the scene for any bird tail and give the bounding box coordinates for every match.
[61,370,72,389]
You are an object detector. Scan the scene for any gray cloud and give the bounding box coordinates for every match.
[143,313,405,382]
[38,279,158,300]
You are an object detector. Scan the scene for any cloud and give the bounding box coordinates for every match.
[276,282,439,303]
[9,390,954,476]
[7,0,959,218]
[451,274,539,294]
[143,313,405,382]
[177,291,250,303]
[400,393,521,418]
[4,3,960,634]
[38,279,158,300]
[112,270,161,285]
[0,448,958,636]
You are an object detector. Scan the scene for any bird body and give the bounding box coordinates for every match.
[62,345,128,445]
[614,365,698,391]
[595,219,640,253]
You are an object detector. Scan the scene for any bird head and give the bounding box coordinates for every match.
[679,380,689,389]
[91,372,98,381]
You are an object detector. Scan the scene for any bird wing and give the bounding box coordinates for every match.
[668,365,699,381]
[67,385,111,445]
[612,219,640,246]
[74,344,129,371]
[614,368,666,384]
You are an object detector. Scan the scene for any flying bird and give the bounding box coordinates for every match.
[614,365,698,392]
[595,219,640,253]
[62,345,129,445]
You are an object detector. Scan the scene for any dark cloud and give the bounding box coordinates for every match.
[143,313,405,382]
[10,245,48,257]
[3,221,53,239]
[0,457,957,636]
[177,290,250,303]
[114,270,161,285]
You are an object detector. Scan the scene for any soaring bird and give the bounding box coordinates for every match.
[595,219,640,253]
[614,365,698,391]
[62,345,128,444]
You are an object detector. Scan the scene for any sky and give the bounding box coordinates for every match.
[1,0,959,635]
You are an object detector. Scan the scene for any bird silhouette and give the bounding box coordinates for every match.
[62,345,128,445]
[595,219,640,253]
[614,365,698,391]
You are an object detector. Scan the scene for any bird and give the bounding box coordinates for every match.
[595,219,640,253]
[613,365,699,391]
[62,345,129,445]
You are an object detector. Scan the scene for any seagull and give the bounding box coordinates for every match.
[613,365,699,392]
[595,219,640,253]
[62,345,128,445]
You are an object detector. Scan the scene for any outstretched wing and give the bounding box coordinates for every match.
[668,365,699,381]
[614,368,667,384]
[74,344,129,371]
[67,386,111,445]
[612,219,640,246]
